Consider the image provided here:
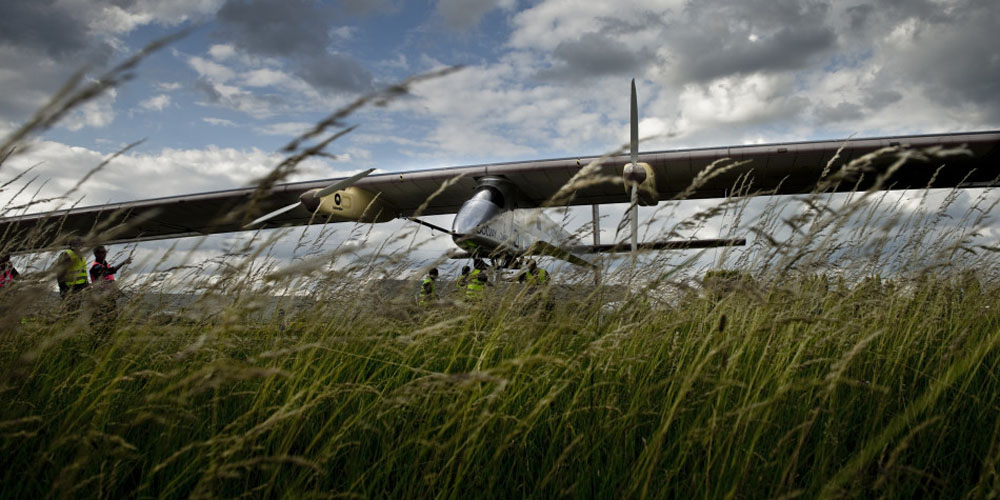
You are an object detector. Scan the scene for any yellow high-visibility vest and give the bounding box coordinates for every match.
[525,268,549,287]
[418,276,435,305]
[62,249,88,286]
[466,269,486,299]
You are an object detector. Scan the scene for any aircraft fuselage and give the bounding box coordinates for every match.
[450,176,581,265]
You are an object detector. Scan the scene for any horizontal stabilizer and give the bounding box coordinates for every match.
[446,240,596,268]
[526,239,596,268]
[580,238,746,254]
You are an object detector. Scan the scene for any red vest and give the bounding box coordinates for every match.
[90,261,115,282]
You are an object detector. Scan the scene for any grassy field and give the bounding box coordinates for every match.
[0,266,999,499]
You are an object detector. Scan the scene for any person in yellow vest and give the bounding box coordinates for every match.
[456,265,471,293]
[518,259,549,290]
[518,259,553,316]
[53,238,89,315]
[465,260,489,301]
[55,238,89,299]
[417,268,438,306]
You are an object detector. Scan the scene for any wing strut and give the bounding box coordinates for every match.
[592,204,602,286]
[407,217,455,236]
[629,79,639,257]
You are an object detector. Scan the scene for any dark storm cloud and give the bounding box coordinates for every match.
[216,0,374,92]
[435,0,506,31]
[871,0,955,24]
[193,77,288,116]
[340,0,398,16]
[840,0,959,40]
[537,32,649,81]
[0,0,110,59]
[671,0,836,83]
[0,0,116,124]
[850,0,1000,122]
[814,102,863,123]
[862,89,902,110]
[217,0,332,56]
[194,78,224,103]
[844,4,874,33]
[905,2,999,112]
[297,53,374,91]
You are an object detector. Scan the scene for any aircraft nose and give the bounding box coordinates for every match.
[452,198,499,236]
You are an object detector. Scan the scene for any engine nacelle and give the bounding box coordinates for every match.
[623,162,658,206]
[301,186,397,223]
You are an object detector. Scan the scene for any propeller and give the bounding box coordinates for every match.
[245,168,375,228]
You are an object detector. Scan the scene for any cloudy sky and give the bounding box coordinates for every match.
[1,0,998,280]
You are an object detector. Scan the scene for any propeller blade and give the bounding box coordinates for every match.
[630,79,638,167]
[630,184,638,253]
[245,201,302,228]
[314,168,375,198]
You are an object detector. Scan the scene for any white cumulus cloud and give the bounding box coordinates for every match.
[139,94,171,112]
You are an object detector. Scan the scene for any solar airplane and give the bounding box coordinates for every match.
[2,81,1000,269]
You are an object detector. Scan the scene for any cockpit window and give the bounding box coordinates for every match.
[472,185,505,207]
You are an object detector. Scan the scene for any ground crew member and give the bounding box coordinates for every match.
[89,245,132,284]
[55,238,89,299]
[89,245,132,336]
[0,254,19,289]
[417,268,438,306]
[518,259,549,289]
[456,265,471,292]
[53,238,89,316]
[518,259,553,317]
[0,254,23,327]
[466,260,488,301]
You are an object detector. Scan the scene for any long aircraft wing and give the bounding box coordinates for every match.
[2,131,999,252]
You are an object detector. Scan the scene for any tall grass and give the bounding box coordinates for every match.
[1,260,998,498]
[2,36,1000,499]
